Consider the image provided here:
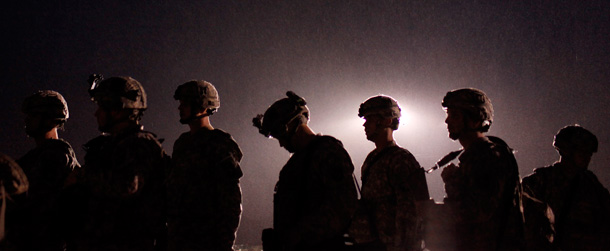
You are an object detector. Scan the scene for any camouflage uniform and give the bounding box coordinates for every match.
[274,135,358,251]
[349,142,426,251]
[167,128,243,250]
[76,125,168,250]
[441,136,522,250]
[522,163,610,250]
[9,138,80,250]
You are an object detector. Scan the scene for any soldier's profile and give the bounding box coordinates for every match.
[439,88,523,250]
[348,95,429,251]
[167,80,243,250]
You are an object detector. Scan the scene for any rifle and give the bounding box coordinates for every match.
[426,150,463,173]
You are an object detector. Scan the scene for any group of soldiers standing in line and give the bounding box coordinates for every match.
[0,74,608,251]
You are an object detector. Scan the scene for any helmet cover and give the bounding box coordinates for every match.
[22,90,69,121]
[442,88,493,130]
[253,91,309,138]
[174,80,220,113]
[358,95,401,119]
[554,125,598,153]
[89,76,147,110]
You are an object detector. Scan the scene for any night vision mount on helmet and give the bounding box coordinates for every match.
[253,91,309,138]
[87,74,147,110]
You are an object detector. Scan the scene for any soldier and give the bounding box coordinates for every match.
[76,76,168,250]
[440,88,523,250]
[522,125,610,250]
[167,80,243,250]
[253,91,358,251]
[348,95,429,251]
[0,153,28,245]
[10,90,81,250]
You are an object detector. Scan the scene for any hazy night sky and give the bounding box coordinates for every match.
[1,0,609,245]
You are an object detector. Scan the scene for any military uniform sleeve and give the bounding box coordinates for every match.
[386,151,421,251]
[211,135,243,250]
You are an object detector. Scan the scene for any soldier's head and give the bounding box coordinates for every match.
[253,91,309,152]
[22,90,69,137]
[358,95,401,142]
[442,88,493,140]
[554,125,598,169]
[0,153,28,196]
[88,75,147,133]
[174,80,219,124]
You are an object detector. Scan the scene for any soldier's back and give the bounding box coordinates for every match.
[274,135,357,249]
[523,164,610,250]
[77,129,167,250]
[168,128,243,250]
[11,138,79,251]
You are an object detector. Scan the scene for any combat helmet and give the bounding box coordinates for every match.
[22,90,69,121]
[88,75,147,110]
[442,88,493,131]
[174,80,220,114]
[554,125,598,154]
[358,95,401,119]
[253,91,309,138]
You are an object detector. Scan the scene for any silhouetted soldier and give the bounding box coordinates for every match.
[440,88,523,250]
[522,125,610,250]
[348,95,428,251]
[167,80,243,250]
[76,76,168,250]
[10,90,80,250]
[253,91,358,251]
[0,153,28,247]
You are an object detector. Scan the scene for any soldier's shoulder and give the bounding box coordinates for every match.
[210,128,238,143]
[47,138,73,148]
[390,145,416,157]
[134,130,160,140]
[465,136,514,160]
[83,134,110,152]
[37,138,74,154]
[523,165,554,184]
[315,135,344,148]
[211,129,242,156]
[121,129,160,143]
[119,130,165,152]
[302,135,346,157]
[532,165,555,176]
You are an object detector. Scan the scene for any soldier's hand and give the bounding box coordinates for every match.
[440,163,458,181]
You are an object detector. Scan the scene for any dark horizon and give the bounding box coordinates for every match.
[2,0,609,245]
